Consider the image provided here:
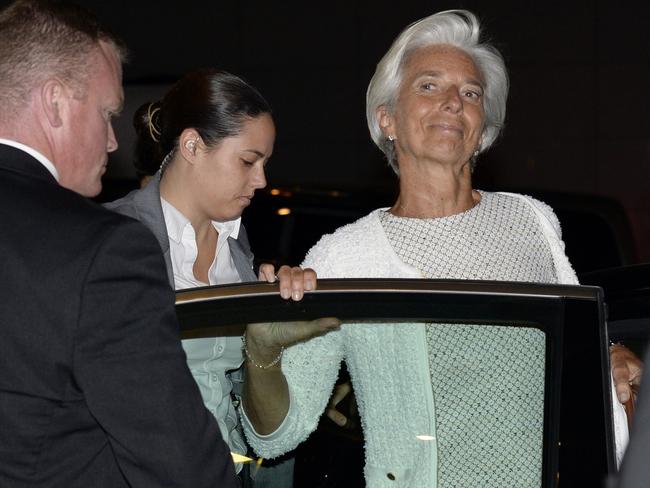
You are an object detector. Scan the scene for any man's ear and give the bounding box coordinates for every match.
[41,79,66,128]
[377,105,395,140]
[178,128,202,163]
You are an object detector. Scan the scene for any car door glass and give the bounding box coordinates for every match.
[176,279,613,487]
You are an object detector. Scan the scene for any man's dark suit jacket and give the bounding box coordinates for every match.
[0,144,237,487]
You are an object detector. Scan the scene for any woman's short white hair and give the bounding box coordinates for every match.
[366,9,509,173]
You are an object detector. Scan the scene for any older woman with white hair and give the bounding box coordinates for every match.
[242,10,637,487]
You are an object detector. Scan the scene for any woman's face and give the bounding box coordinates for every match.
[192,113,275,221]
[381,44,485,169]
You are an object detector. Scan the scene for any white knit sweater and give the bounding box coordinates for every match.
[241,192,626,486]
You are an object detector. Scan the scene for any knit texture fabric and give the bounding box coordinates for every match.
[242,193,579,487]
[379,192,556,487]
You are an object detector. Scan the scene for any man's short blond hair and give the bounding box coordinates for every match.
[0,0,126,122]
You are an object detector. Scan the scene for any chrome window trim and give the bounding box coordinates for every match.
[176,278,601,305]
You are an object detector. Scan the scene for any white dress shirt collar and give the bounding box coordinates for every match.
[160,198,241,243]
[160,197,242,289]
[0,139,60,182]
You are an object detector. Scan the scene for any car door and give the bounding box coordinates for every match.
[176,279,615,487]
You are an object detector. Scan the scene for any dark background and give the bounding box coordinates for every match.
[6,0,649,263]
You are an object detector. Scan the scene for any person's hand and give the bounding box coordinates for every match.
[611,343,643,404]
[326,381,357,429]
[258,264,317,301]
[245,317,341,366]
[248,265,332,368]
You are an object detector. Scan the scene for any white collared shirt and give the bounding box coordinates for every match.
[160,197,247,464]
[160,197,242,288]
[0,139,59,181]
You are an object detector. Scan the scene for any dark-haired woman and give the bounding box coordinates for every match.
[105,69,327,485]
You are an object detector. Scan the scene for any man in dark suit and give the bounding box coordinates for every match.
[0,1,237,486]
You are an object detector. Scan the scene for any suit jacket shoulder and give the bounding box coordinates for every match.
[0,147,238,487]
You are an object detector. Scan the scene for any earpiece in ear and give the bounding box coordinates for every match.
[185,139,197,154]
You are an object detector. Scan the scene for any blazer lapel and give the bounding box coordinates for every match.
[132,176,174,285]
[228,227,257,282]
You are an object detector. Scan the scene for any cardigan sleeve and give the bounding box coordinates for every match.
[241,238,346,458]
[526,196,579,285]
[512,194,632,461]
[498,192,579,285]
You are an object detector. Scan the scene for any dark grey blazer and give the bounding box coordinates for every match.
[104,175,257,285]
